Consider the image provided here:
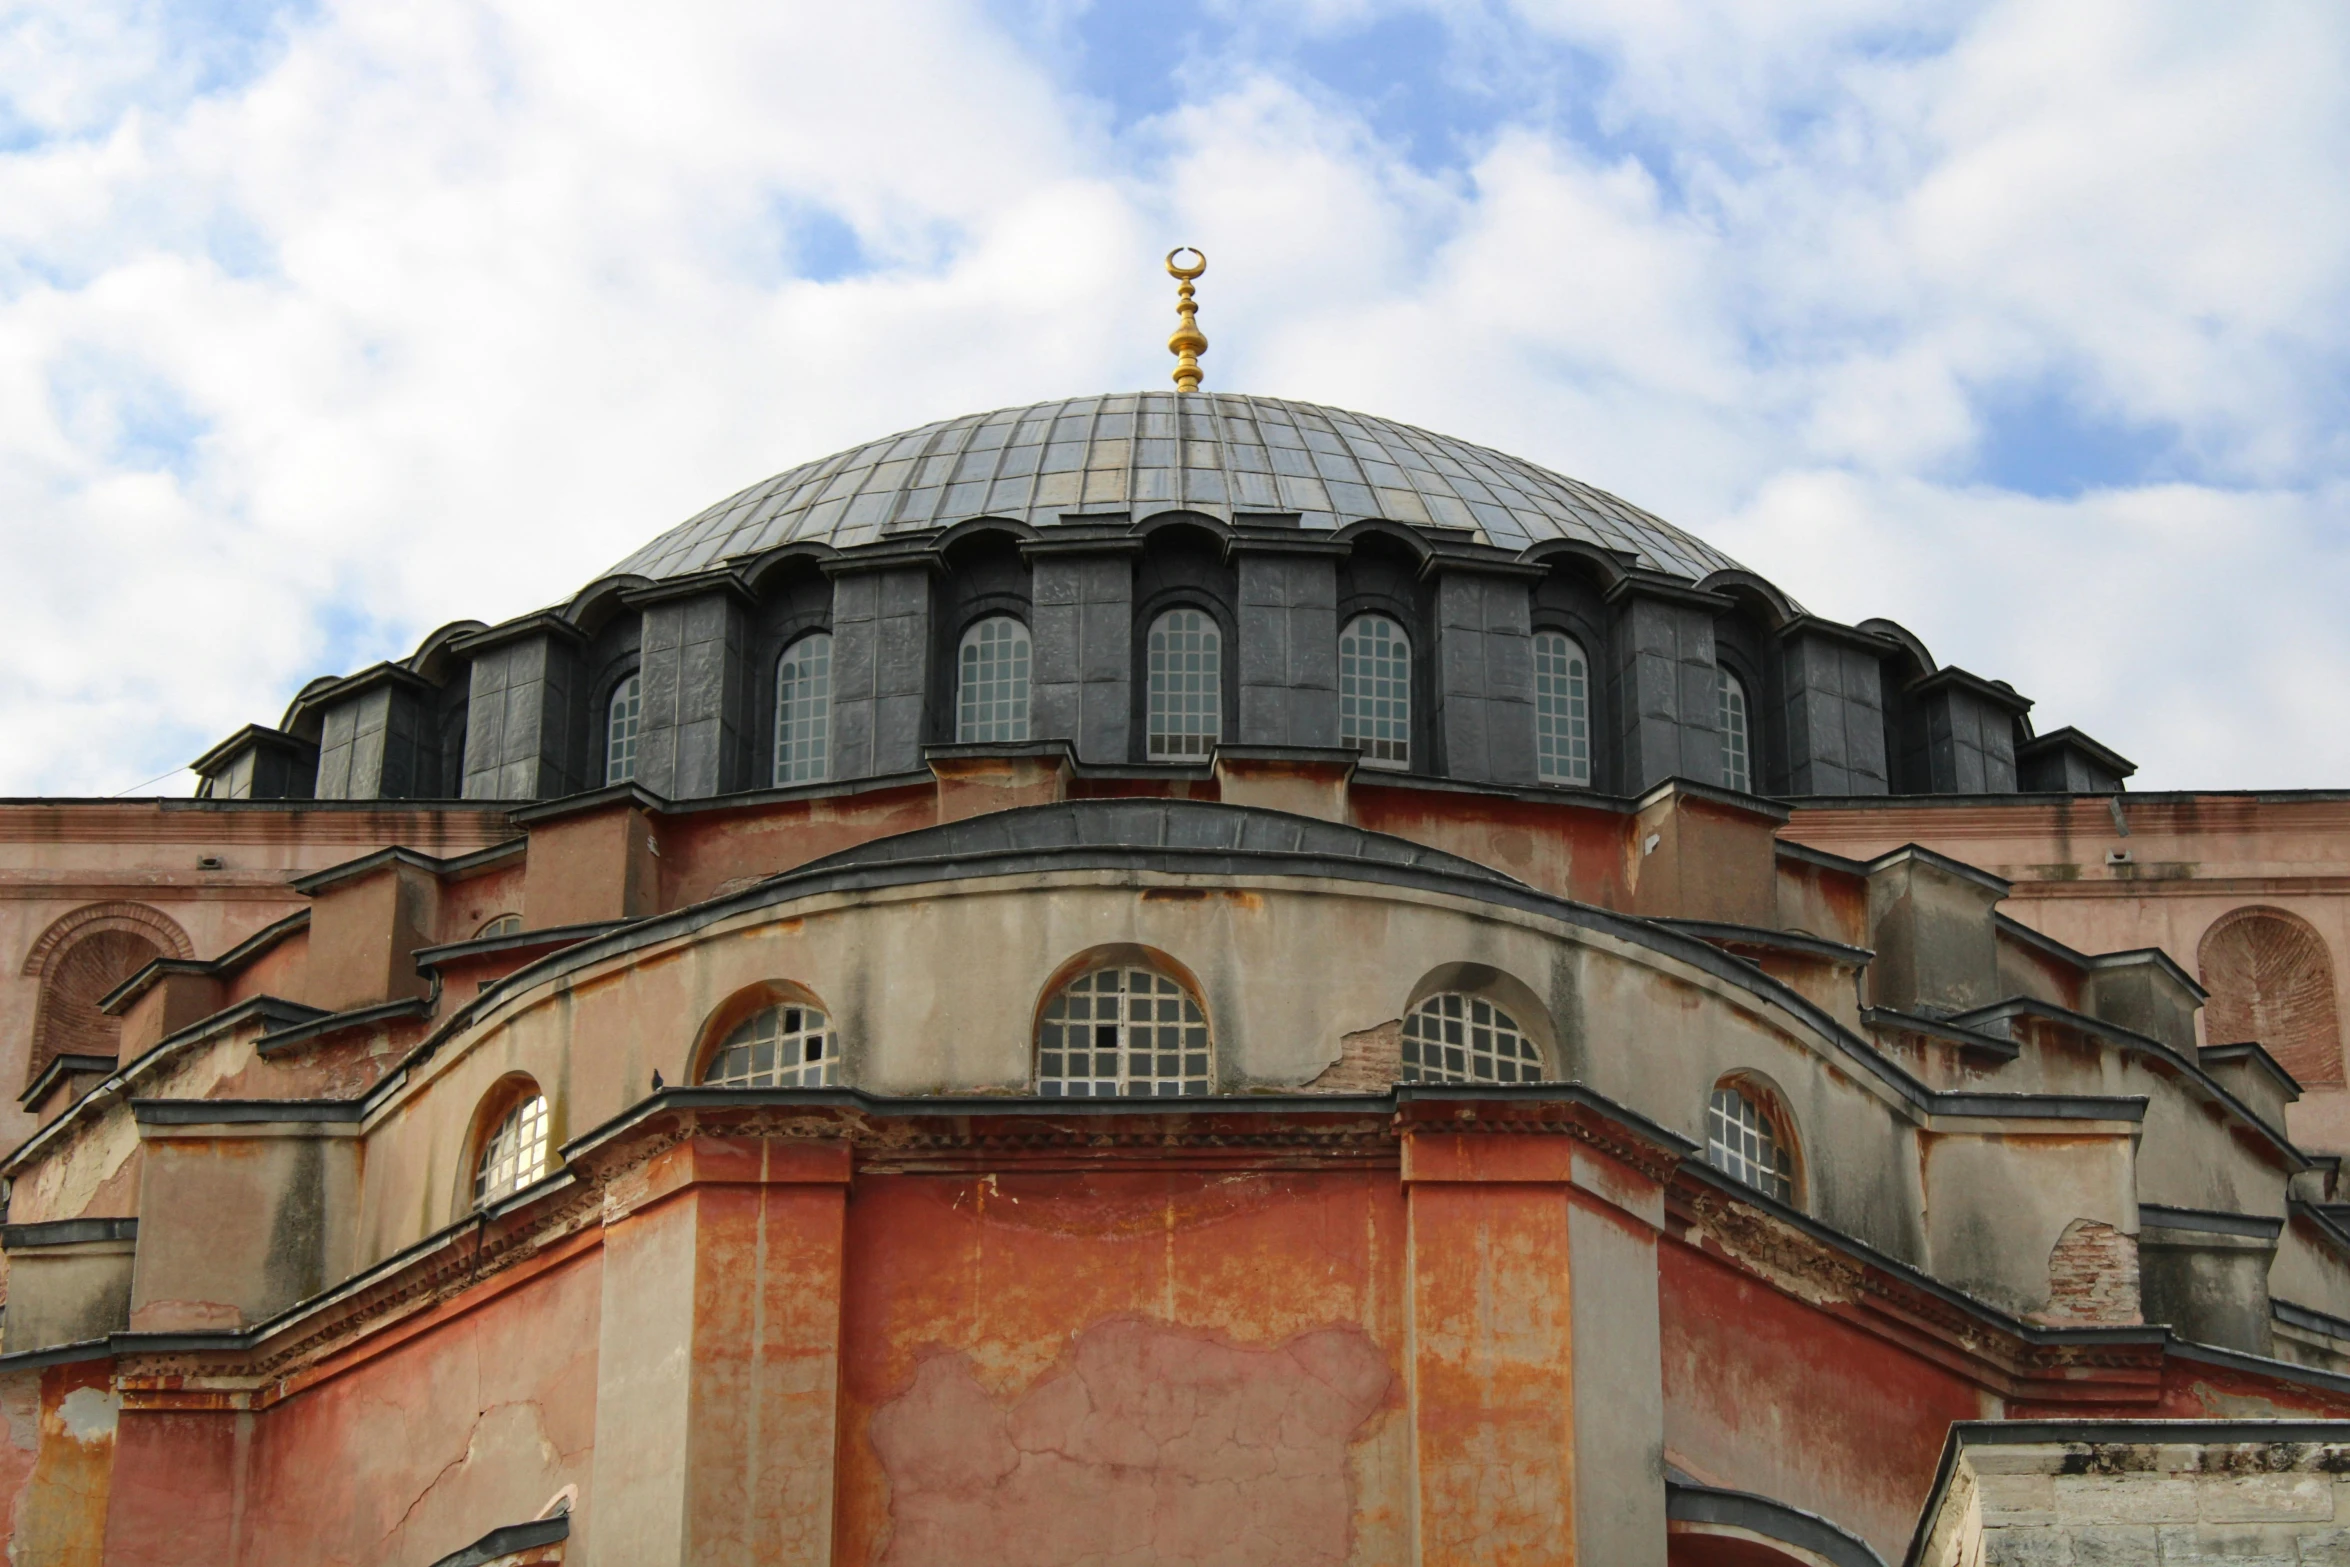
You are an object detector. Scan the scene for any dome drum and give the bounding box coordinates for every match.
[193,395,2133,807]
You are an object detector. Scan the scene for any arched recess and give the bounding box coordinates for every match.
[2199,906,2343,1088]
[1705,1069,1805,1208]
[1400,961,1560,1081]
[23,903,193,1086]
[1032,943,1213,1098]
[688,979,836,1084]
[463,1072,554,1215]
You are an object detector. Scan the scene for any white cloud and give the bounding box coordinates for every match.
[0,0,2343,794]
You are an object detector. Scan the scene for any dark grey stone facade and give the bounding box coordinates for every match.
[460,625,587,802]
[1779,624,1892,798]
[633,587,754,798]
[313,671,437,801]
[829,560,932,779]
[1608,586,1724,796]
[1901,669,2028,795]
[1233,540,1341,749]
[1433,565,1539,786]
[1029,542,1135,764]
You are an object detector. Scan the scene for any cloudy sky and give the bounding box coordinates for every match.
[1,0,2344,795]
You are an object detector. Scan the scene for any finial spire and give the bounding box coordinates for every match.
[1166,247,1207,393]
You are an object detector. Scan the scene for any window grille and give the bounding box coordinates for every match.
[957,617,1031,743]
[1717,669,1751,793]
[775,634,833,785]
[1339,614,1410,768]
[606,673,642,785]
[1401,993,1543,1083]
[476,913,522,939]
[1038,968,1211,1097]
[1533,632,1591,785]
[703,1003,836,1088]
[474,1092,550,1207]
[1706,1084,1794,1202]
[1147,609,1222,760]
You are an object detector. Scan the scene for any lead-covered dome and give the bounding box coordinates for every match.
[610,391,1741,581]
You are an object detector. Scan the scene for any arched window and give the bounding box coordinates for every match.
[1339,614,1410,768]
[1717,669,1751,793]
[1706,1081,1794,1203]
[1147,609,1222,760]
[702,1001,838,1088]
[1401,993,1544,1084]
[474,1089,551,1207]
[775,633,833,785]
[476,913,522,939]
[957,617,1031,743]
[606,672,643,786]
[1037,967,1210,1097]
[1533,632,1591,786]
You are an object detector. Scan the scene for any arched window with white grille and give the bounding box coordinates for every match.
[1706,1080,1795,1203]
[1037,967,1211,1097]
[474,1088,551,1208]
[606,673,643,785]
[957,617,1031,743]
[1717,669,1752,794]
[702,1001,837,1089]
[1533,632,1591,786]
[1147,609,1222,760]
[1339,614,1410,769]
[775,634,833,785]
[1401,993,1544,1084]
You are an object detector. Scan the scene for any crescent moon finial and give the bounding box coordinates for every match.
[1165,248,1208,392]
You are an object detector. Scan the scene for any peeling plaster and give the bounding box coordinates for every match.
[870,1318,1392,1567]
[53,1390,114,1445]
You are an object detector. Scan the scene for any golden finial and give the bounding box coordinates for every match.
[1166,247,1207,393]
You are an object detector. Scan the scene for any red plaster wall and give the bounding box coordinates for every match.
[1659,1238,1991,1562]
[835,1168,1412,1567]
[104,1249,600,1567]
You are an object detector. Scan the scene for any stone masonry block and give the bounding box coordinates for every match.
[2053,1475,2197,1525]
[1978,1472,2059,1522]
[2198,1474,2333,1524]
[2154,1521,2305,1563]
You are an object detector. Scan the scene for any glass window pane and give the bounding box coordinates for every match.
[1718,671,1752,794]
[606,674,642,785]
[775,633,833,785]
[474,1092,552,1207]
[701,1002,838,1089]
[1705,1084,1794,1203]
[1399,993,1542,1085]
[957,617,1032,742]
[1339,615,1411,769]
[1034,967,1213,1096]
[1147,609,1222,761]
[1534,632,1591,786]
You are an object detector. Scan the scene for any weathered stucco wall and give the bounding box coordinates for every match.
[837,1168,1412,1567]
[102,1241,599,1566]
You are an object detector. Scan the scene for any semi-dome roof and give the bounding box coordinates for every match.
[610,391,1741,581]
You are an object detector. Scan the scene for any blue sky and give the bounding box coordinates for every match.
[0,0,2345,792]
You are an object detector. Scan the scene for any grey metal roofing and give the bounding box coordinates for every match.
[609,392,1743,580]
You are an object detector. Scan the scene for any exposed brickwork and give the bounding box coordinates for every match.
[1304,1018,1400,1092]
[2201,906,2344,1088]
[28,928,160,1086]
[2034,1218,2143,1327]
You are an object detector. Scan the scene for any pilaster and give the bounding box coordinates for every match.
[588,1136,851,1567]
[1233,536,1343,748]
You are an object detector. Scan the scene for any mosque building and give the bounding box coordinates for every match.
[3,255,2350,1565]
